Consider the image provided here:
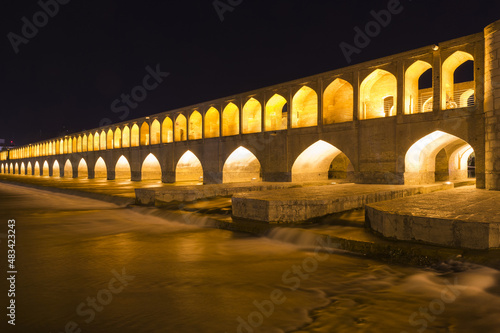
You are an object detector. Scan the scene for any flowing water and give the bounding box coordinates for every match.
[1,183,499,333]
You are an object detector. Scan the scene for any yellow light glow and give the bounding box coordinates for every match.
[142,153,162,180]
[176,150,203,182]
[151,119,161,145]
[292,140,342,182]
[78,158,88,178]
[175,114,187,141]
[115,156,131,179]
[323,78,353,124]
[205,107,220,138]
[64,159,73,178]
[53,160,60,177]
[95,157,107,178]
[360,69,397,119]
[162,117,173,143]
[223,103,239,136]
[441,51,474,110]
[292,86,318,128]
[405,60,432,114]
[242,98,262,134]
[222,146,261,183]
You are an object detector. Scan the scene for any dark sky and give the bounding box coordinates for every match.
[1,0,499,146]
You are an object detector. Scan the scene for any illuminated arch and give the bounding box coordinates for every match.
[68,137,73,153]
[78,159,88,178]
[323,79,353,124]
[14,162,19,175]
[205,107,220,138]
[150,119,161,145]
[115,156,131,180]
[141,153,162,180]
[82,134,87,152]
[20,162,25,175]
[448,144,474,181]
[76,136,82,152]
[48,141,53,155]
[34,161,40,176]
[265,94,288,131]
[53,160,60,177]
[189,111,202,140]
[131,124,140,147]
[404,131,473,184]
[42,161,49,176]
[242,98,262,134]
[107,129,114,149]
[64,160,73,178]
[162,117,173,143]
[175,114,187,141]
[27,162,32,175]
[460,89,474,108]
[95,157,107,178]
[140,122,150,145]
[442,51,474,109]
[292,140,352,182]
[122,126,130,148]
[292,86,318,128]
[72,137,77,153]
[360,69,397,119]
[93,132,100,151]
[100,130,107,150]
[222,103,239,136]
[176,151,203,182]
[114,128,122,148]
[87,134,94,152]
[222,147,261,183]
[405,60,432,114]
[9,163,13,174]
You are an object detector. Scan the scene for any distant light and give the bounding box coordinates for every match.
[432,45,439,51]
[331,182,337,185]
[444,181,452,185]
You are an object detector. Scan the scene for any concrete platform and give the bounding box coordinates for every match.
[365,186,500,250]
[231,182,463,223]
[135,180,344,206]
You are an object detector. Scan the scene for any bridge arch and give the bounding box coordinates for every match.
[404,130,474,185]
[115,155,131,180]
[14,162,19,174]
[175,114,187,141]
[94,157,107,178]
[405,60,433,114]
[151,119,161,145]
[131,124,140,147]
[242,98,262,134]
[20,162,25,175]
[323,78,353,124]
[175,150,203,182]
[292,86,318,128]
[27,162,32,175]
[64,160,73,178]
[223,103,239,136]
[78,159,88,178]
[162,117,173,143]
[100,130,107,150]
[141,153,162,180]
[107,129,113,149]
[140,122,150,145]
[34,161,40,176]
[223,146,261,183]
[291,140,353,182]
[189,111,202,140]
[265,94,287,131]
[360,69,397,119]
[114,128,122,148]
[205,107,220,138]
[82,134,88,152]
[442,51,474,109]
[93,132,100,151]
[53,160,60,177]
[42,161,49,176]
[122,126,130,148]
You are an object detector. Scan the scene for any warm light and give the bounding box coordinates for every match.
[141,153,162,180]
[323,78,353,124]
[222,103,239,136]
[292,140,342,182]
[205,107,220,138]
[222,146,261,183]
[265,94,287,131]
[115,155,131,179]
[292,86,318,128]
[242,98,262,134]
[78,158,88,178]
[95,157,107,178]
[360,69,397,119]
[176,150,203,182]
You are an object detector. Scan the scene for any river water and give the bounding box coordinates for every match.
[1,183,499,333]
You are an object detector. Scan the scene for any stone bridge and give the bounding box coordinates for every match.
[2,20,500,191]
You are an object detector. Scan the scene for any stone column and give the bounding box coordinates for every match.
[484,20,500,190]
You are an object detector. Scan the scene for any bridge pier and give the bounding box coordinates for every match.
[485,20,500,190]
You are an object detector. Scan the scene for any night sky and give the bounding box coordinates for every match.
[2,0,499,146]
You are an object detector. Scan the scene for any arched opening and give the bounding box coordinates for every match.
[8,163,13,174]
[131,124,140,147]
[265,94,288,131]
[162,117,173,143]
[68,138,73,153]
[205,107,220,138]
[404,130,474,185]
[93,132,100,151]
[14,162,19,175]
[176,151,203,182]
[100,131,107,150]
[151,119,161,145]
[78,159,88,178]
[20,162,25,175]
[42,161,49,176]
[323,79,353,124]
[467,152,476,178]
[27,162,32,175]
[82,134,88,152]
[122,126,130,148]
[292,140,353,182]
[460,89,474,107]
[442,51,474,109]
[87,134,94,152]
[141,153,162,180]
[95,157,107,178]
[405,61,433,114]
[59,139,64,154]
[115,156,131,180]
[189,111,202,140]
[73,137,77,153]
[34,161,40,176]
[64,160,73,178]
[360,69,397,119]
[107,129,114,149]
[53,160,60,177]
[242,98,262,134]
[292,86,318,128]
[114,128,122,148]
[175,114,187,141]
[222,103,239,136]
[222,147,261,183]
[140,122,150,145]
[76,136,82,152]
